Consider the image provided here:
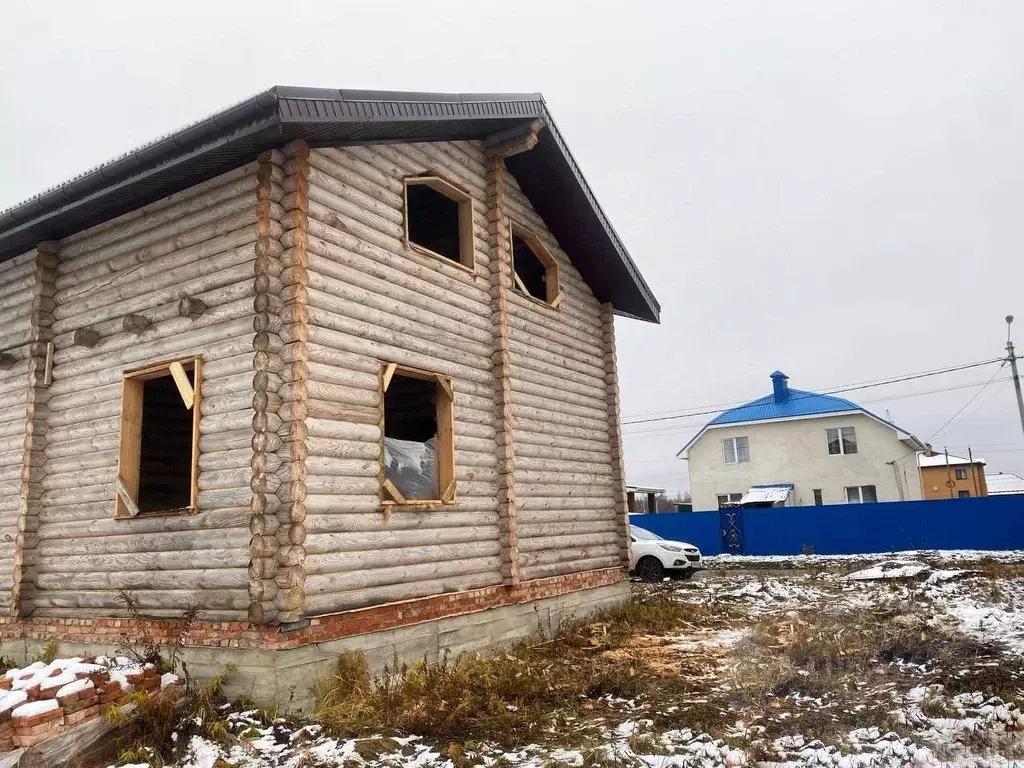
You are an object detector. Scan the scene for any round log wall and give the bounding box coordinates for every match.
[0,250,38,614]
[28,165,265,620]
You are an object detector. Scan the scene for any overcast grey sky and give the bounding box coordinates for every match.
[2,1,1022,493]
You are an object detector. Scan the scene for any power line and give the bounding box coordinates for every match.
[944,441,1024,449]
[620,357,1004,423]
[958,379,1011,425]
[825,359,1003,397]
[620,375,1015,441]
[622,358,1003,426]
[926,362,1008,442]
[622,358,1005,427]
[863,363,1011,470]
[859,377,1012,406]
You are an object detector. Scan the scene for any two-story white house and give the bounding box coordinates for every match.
[678,372,925,511]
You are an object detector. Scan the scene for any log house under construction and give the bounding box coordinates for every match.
[0,87,659,702]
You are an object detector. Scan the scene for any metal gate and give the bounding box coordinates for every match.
[719,507,746,554]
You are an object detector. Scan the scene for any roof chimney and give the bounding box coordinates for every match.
[770,370,790,403]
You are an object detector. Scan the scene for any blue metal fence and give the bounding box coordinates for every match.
[630,495,1024,556]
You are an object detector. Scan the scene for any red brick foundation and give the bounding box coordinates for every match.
[0,568,624,652]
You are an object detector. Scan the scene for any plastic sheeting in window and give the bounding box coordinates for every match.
[385,436,438,500]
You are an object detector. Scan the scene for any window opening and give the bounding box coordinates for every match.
[381,363,455,504]
[717,492,743,508]
[827,426,858,455]
[845,485,877,503]
[723,436,750,464]
[510,223,560,306]
[116,358,201,517]
[405,178,474,268]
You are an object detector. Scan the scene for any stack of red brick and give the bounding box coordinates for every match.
[0,657,170,750]
[9,700,64,749]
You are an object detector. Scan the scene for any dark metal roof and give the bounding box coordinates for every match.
[0,86,659,322]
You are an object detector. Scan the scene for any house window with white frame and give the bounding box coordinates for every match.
[717,493,743,508]
[826,426,858,455]
[723,436,749,464]
[845,485,877,503]
[955,468,968,480]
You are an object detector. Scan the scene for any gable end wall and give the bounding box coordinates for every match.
[502,173,627,579]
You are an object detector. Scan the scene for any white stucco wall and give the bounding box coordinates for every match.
[685,412,923,511]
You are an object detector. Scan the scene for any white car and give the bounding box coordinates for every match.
[629,524,702,582]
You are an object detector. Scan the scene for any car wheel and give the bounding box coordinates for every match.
[636,556,665,583]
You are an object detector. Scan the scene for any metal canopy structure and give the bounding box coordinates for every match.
[739,483,794,506]
[0,86,659,322]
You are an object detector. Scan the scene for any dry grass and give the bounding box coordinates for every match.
[719,605,1024,746]
[970,559,1024,581]
[313,591,1024,751]
[314,594,730,747]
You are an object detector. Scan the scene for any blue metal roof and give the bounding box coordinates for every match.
[708,388,862,425]
[676,371,921,457]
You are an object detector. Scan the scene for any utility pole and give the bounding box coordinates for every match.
[944,447,955,499]
[968,445,980,498]
[1008,315,1024,438]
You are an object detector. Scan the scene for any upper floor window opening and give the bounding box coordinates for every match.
[404,177,475,270]
[723,436,749,464]
[510,222,561,307]
[826,426,858,456]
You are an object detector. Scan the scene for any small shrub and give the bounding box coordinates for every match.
[116,589,199,673]
[33,642,58,664]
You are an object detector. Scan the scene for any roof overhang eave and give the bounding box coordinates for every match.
[0,114,282,257]
[0,86,659,322]
[898,433,927,452]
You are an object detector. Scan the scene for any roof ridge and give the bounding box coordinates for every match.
[0,86,659,322]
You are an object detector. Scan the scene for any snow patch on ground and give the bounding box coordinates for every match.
[93,551,1024,768]
[705,548,1024,569]
[844,560,930,581]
